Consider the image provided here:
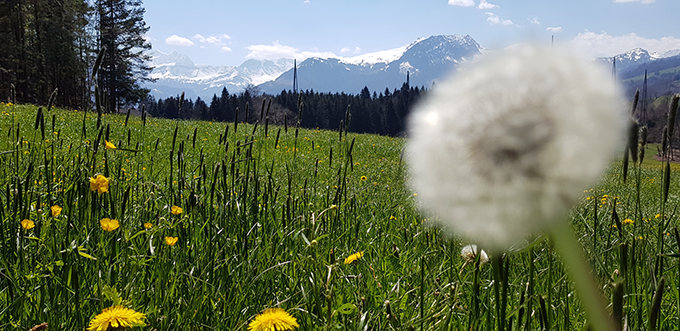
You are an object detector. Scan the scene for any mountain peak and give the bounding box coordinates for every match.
[258,34,483,95]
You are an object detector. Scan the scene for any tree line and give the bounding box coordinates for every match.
[143,83,426,136]
[1,0,424,135]
[0,0,152,112]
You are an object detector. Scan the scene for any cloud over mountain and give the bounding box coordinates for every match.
[571,31,680,57]
[165,35,194,47]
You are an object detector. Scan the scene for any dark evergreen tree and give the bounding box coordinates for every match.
[96,0,152,112]
[0,0,91,107]
[143,84,426,136]
[195,96,208,120]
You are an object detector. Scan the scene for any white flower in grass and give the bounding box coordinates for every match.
[460,244,489,264]
[407,45,624,250]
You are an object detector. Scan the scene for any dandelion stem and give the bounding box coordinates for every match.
[551,220,616,331]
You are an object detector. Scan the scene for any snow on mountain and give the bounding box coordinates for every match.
[148,37,680,101]
[596,47,680,73]
[597,47,654,72]
[338,38,428,67]
[258,34,483,95]
[652,49,680,59]
[145,50,293,100]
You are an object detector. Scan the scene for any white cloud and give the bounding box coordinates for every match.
[529,17,540,25]
[448,0,475,7]
[221,46,232,53]
[478,0,498,9]
[192,34,206,42]
[192,34,230,46]
[570,31,680,58]
[165,35,194,46]
[485,12,513,26]
[547,27,563,33]
[303,0,310,3]
[246,41,336,61]
[613,0,655,3]
[341,47,362,54]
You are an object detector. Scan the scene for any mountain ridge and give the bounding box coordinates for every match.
[145,38,680,101]
[257,34,483,95]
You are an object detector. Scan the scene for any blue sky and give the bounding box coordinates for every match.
[143,0,680,66]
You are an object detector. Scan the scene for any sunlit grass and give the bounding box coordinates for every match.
[2,101,680,330]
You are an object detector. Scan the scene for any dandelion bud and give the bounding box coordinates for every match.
[407,44,625,250]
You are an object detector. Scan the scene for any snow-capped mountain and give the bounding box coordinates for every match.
[258,34,483,95]
[654,49,680,59]
[597,47,680,73]
[144,50,294,100]
[597,48,655,73]
[145,41,680,101]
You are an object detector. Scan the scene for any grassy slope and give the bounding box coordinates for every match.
[2,102,680,330]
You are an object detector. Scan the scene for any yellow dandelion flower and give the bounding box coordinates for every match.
[360,176,367,181]
[389,216,397,220]
[21,219,35,230]
[104,140,116,149]
[344,251,364,264]
[100,218,119,231]
[171,205,183,215]
[51,205,62,217]
[50,205,62,217]
[89,175,110,194]
[87,305,146,331]
[144,222,153,229]
[655,213,662,219]
[622,218,634,225]
[165,236,178,246]
[248,308,299,331]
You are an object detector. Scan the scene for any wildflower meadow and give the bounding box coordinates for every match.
[2,94,680,331]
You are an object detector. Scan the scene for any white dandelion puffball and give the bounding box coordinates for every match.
[460,244,489,264]
[407,45,625,250]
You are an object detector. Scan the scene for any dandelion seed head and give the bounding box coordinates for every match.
[460,244,489,264]
[407,45,625,250]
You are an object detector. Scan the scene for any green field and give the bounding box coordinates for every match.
[1,102,680,330]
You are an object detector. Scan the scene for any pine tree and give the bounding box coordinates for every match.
[96,0,152,112]
[0,0,91,107]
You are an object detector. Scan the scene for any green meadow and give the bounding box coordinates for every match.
[1,101,680,330]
